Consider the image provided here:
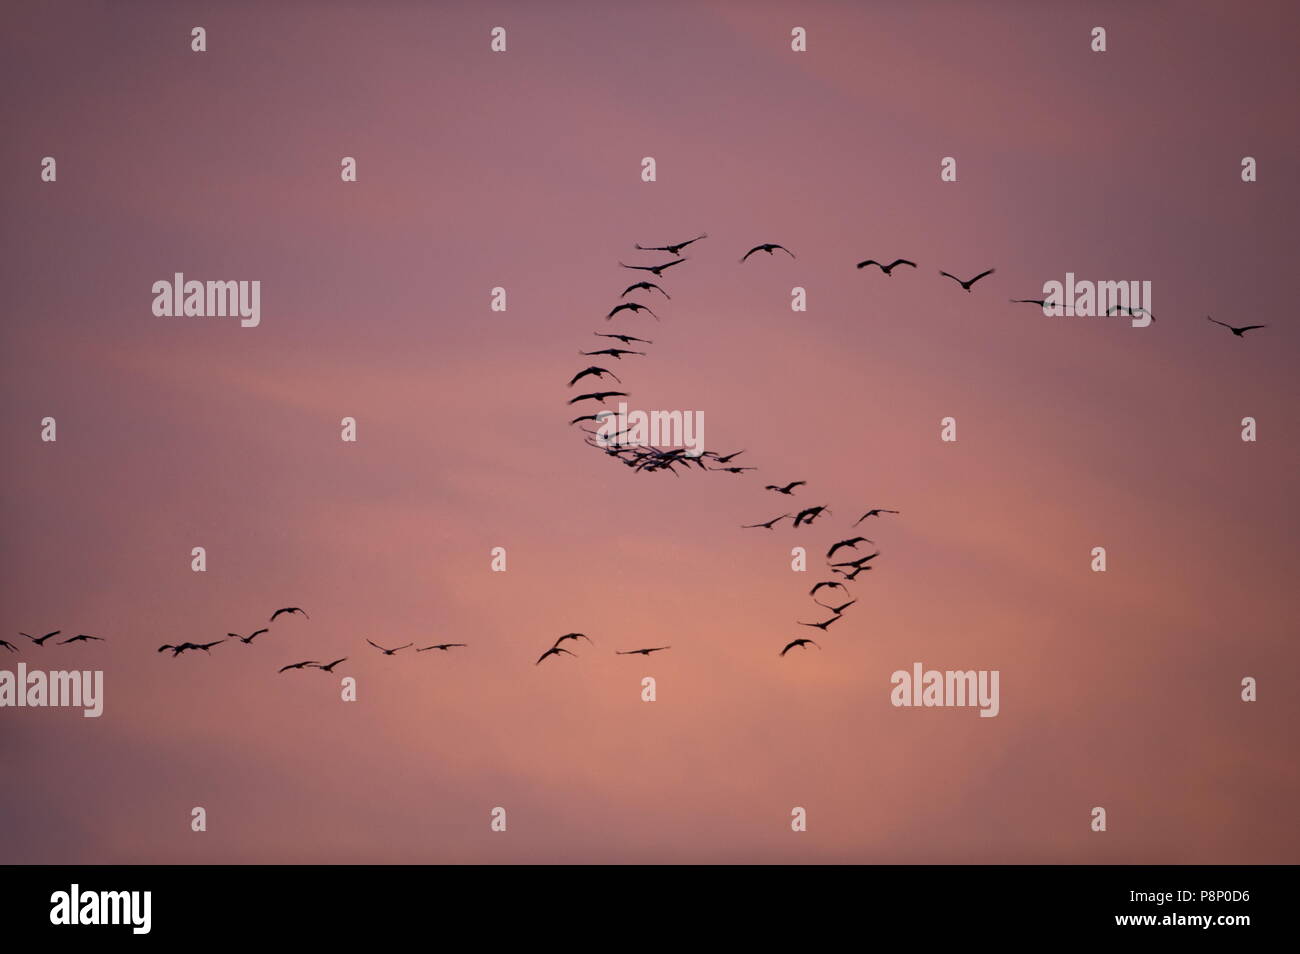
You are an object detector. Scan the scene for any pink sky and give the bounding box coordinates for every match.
[1,0,1297,863]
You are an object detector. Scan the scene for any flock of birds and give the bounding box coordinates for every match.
[564,233,1267,658]
[8,237,1265,673]
[8,608,461,676]
[8,609,674,673]
[3,631,105,652]
[534,632,672,666]
[562,235,920,658]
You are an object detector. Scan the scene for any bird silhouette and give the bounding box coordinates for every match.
[314,658,348,672]
[619,258,687,276]
[765,480,806,495]
[635,234,706,256]
[553,633,593,648]
[607,302,659,320]
[780,638,820,656]
[819,599,858,615]
[809,581,848,598]
[856,258,916,274]
[567,391,628,406]
[1011,298,1057,308]
[826,537,872,559]
[569,366,621,387]
[799,616,842,632]
[620,282,670,300]
[1106,305,1155,320]
[59,634,104,644]
[230,629,270,644]
[581,348,645,360]
[708,450,746,463]
[831,551,880,568]
[1207,316,1265,337]
[793,505,831,527]
[269,607,309,622]
[835,564,873,581]
[366,640,412,656]
[157,640,221,657]
[21,630,60,646]
[595,332,653,345]
[939,268,995,291]
[853,508,899,526]
[742,513,792,529]
[417,643,467,652]
[741,243,795,262]
[617,646,672,655]
[0,639,18,653]
[278,660,319,673]
[536,646,577,665]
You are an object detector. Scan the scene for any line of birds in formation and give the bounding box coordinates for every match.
[535,632,670,665]
[574,238,1264,467]
[564,234,915,657]
[10,239,1258,669]
[569,231,1269,647]
[9,608,674,672]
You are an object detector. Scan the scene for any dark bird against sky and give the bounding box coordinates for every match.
[809,581,848,598]
[939,268,996,291]
[553,633,594,648]
[741,243,795,262]
[278,660,319,673]
[594,332,653,345]
[1207,316,1266,336]
[580,348,645,360]
[780,638,820,656]
[619,258,687,276]
[793,505,831,526]
[21,630,60,646]
[606,302,658,320]
[230,629,270,644]
[269,607,309,622]
[827,537,873,559]
[620,282,670,300]
[765,480,806,495]
[567,391,628,406]
[366,640,413,655]
[536,646,577,665]
[856,258,916,274]
[635,234,706,256]
[742,513,791,529]
[568,366,621,387]
[853,509,899,526]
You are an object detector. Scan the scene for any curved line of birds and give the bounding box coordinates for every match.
[563,235,916,661]
[4,608,471,675]
[5,245,1261,669]
[563,235,1265,660]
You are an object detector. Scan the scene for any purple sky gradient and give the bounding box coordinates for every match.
[1,0,1297,863]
